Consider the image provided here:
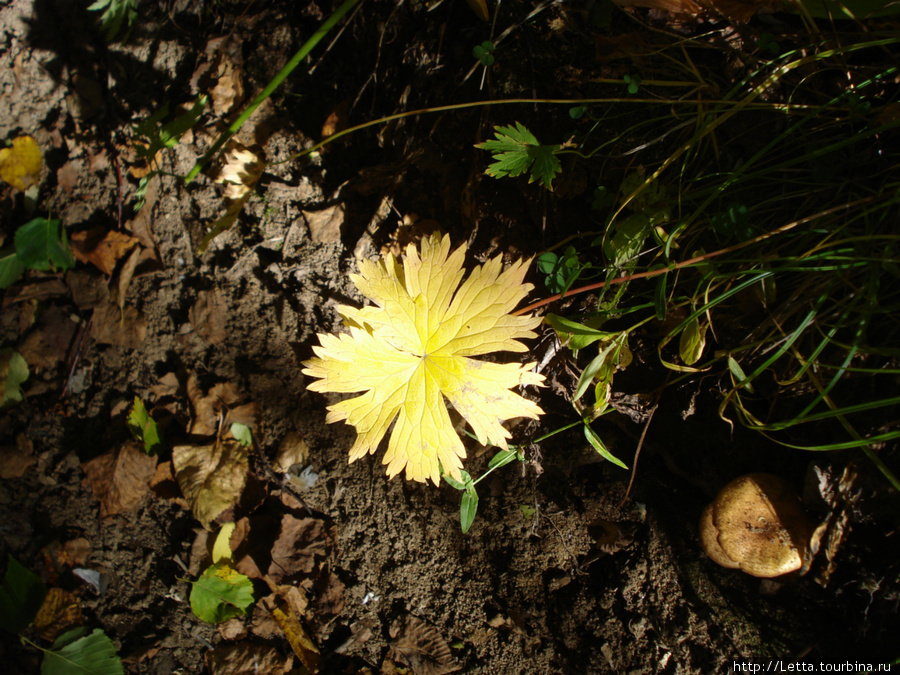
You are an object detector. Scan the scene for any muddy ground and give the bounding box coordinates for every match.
[1,0,898,673]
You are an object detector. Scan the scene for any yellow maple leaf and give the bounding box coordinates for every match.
[302,233,545,486]
[0,136,42,191]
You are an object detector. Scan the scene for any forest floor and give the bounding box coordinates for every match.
[1,0,898,673]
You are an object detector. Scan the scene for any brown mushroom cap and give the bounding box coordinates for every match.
[699,473,812,578]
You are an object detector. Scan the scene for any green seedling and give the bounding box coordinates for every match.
[473,41,496,67]
[476,122,561,191]
[536,247,585,295]
[127,397,164,455]
[0,350,29,409]
[132,96,208,210]
[88,0,138,41]
[443,448,522,534]
[624,74,642,95]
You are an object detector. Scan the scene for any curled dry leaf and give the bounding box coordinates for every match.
[273,432,309,473]
[33,588,82,642]
[268,514,331,583]
[186,375,242,435]
[81,440,158,518]
[70,228,140,277]
[389,615,460,675]
[172,439,249,530]
[263,578,321,673]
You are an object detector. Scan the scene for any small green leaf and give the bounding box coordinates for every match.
[230,422,253,448]
[476,122,561,190]
[0,349,29,409]
[519,504,535,520]
[654,272,668,321]
[536,251,558,275]
[487,448,518,470]
[189,562,254,624]
[127,397,163,455]
[569,105,587,120]
[0,248,26,288]
[727,355,754,393]
[443,473,468,491]
[42,628,123,675]
[679,316,706,366]
[0,554,46,634]
[460,487,479,534]
[583,423,628,469]
[14,218,75,272]
[545,314,617,352]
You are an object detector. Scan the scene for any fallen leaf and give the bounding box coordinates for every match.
[172,439,249,530]
[190,561,254,623]
[189,290,227,343]
[186,374,242,436]
[148,460,184,503]
[63,538,92,567]
[268,514,331,583]
[16,305,78,370]
[81,441,158,518]
[56,160,82,194]
[66,271,109,310]
[116,245,142,310]
[0,135,42,191]
[302,204,344,244]
[273,432,309,473]
[207,642,291,675]
[215,145,263,202]
[264,585,321,673]
[0,433,36,478]
[90,301,147,348]
[70,228,140,276]
[389,615,459,675]
[302,232,545,485]
[33,588,82,642]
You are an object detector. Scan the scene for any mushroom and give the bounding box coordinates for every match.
[699,473,812,578]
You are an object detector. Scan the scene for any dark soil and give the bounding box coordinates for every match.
[1,0,898,673]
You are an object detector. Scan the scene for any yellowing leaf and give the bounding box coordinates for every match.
[172,439,248,530]
[302,233,544,486]
[0,136,42,191]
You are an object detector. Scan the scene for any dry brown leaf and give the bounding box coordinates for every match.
[56,160,81,193]
[186,375,242,436]
[66,271,109,310]
[91,301,147,348]
[172,439,249,530]
[191,36,246,118]
[33,588,82,642]
[0,433,36,479]
[273,432,309,473]
[268,514,331,583]
[63,538,92,566]
[116,245,143,311]
[82,441,158,518]
[150,372,181,399]
[70,228,140,276]
[17,306,78,370]
[189,290,228,343]
[389,615,460,675]
[302,204,344,244]
[263,578,321,673]
[207,642,292,675]
[149,460,186,503]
